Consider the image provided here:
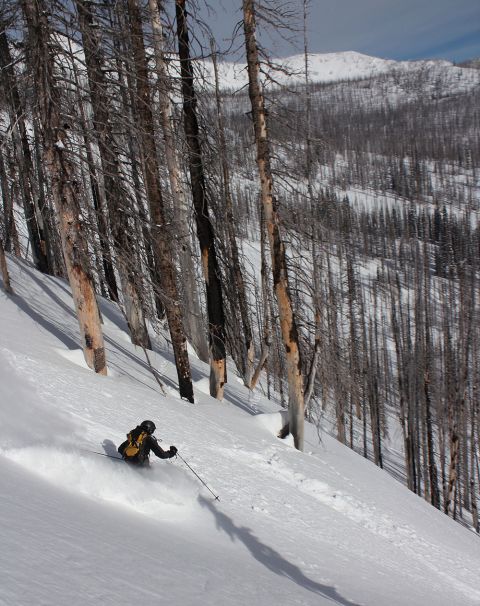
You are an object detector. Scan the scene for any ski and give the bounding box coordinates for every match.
[82,449,124,462]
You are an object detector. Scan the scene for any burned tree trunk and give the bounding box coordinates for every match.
[147,0,208,363]
[126,0,194,402]
[242,0,305,450]
[0,27,51,273]
[0,140,20,257]
[211,41,254,386]
[423,259,440,509]
[175,0,227,399]
[21,0,107,375]
[0,237,13,294]
[76,0,150,349]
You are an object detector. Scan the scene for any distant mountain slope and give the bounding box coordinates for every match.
[200,50,480,95]
[458,58,480,69]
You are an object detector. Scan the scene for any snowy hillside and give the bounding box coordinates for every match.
[1,258,480,606]
[201,50,480,94]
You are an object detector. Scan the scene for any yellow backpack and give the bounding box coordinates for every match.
[123,430,148,458]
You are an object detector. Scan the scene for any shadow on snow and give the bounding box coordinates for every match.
[199,496,361,606]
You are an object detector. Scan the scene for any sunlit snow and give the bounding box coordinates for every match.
[1,257,480,606]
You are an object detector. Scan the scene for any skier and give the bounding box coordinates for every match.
[118,420,177,467]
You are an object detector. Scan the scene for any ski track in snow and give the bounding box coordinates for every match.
[269,451,480,602]
[5,344,478,602]
[213,441,480,603]
[0,347,202,523]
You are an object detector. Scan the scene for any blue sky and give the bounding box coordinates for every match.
[201,0,480,63]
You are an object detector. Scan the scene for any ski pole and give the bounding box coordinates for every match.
[81,449,123,462]
[176,453,220,501]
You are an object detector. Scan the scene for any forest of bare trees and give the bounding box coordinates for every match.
[0,0,479,530]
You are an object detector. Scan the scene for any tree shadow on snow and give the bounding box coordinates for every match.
[11,289,79,351]
[199,497,361,606]
[15,262,79,323]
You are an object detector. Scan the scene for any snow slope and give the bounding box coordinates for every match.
[201,50,480,94]
[1,257,480,606]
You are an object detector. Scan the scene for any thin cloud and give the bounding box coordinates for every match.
[204,0,480,62]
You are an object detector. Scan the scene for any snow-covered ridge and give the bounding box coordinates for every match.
[199,50,480,92]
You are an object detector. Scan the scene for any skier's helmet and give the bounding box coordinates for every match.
[140,420,156,435]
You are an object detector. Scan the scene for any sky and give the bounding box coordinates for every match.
[199,0,480,63]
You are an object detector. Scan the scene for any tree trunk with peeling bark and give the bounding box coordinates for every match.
[147,0,208,363]
[126,0,194,402]
[242,0,305,450]
[21,0,107,375]
[76,0,150,349]
[175,0,227,400]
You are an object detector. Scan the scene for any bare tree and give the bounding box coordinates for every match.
[147,0,208,363]
[242,0,305,449]
[126,0,194,402]
[211,39,254,386]
[0,25,51,273]
[0,136,21,257]
[0,236,12,293]
[250,205,271,391]
[76,0,150,348]
[21,0,107,374]
[175,0,227,399]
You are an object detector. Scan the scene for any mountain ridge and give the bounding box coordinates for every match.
[200,50,480,91]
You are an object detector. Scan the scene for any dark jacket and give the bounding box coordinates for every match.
[118,426,175,466]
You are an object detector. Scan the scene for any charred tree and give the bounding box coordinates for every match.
[211,40,254,386]
[175,0,227,399]
[0,237,13,294]
[147,0,208,363]
[76,0,150,348]
[242,0,305,449]
[21,0,107,374]
[0,139,20,257]
[126,0,194,402]
[0,27,51,273]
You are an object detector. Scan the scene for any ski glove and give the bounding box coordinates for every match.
[169,446,178,457]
